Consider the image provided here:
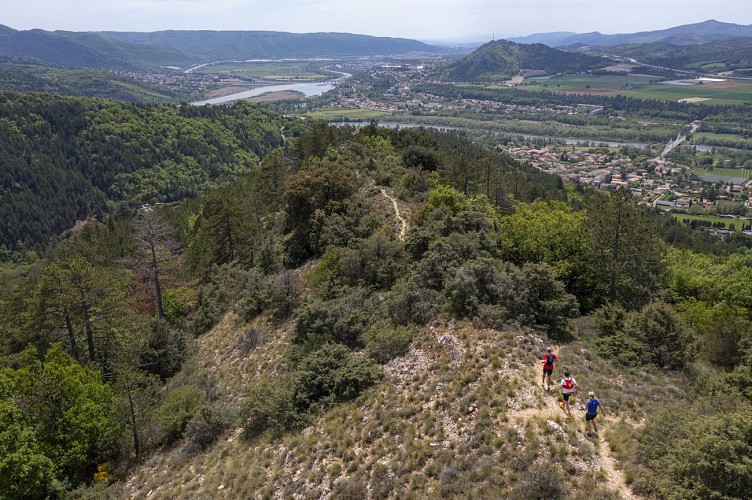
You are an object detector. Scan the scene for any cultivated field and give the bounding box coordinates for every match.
[193,61,330,80]
[693,132,752,149]
[522,74,752,105]
[304,108,390,120]
[688,167,752,180]
[672,213,750,231]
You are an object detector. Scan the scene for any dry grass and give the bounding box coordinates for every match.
[116,314,677,498]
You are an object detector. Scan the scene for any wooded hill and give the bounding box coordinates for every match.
[509,19,752,48]
[0,26,438,70]
[439,40,608,82]
[99,30,439,61]
[0,60,179,102]
[583,36,752,74]
[0,92,291,257]
[0,107,750,499]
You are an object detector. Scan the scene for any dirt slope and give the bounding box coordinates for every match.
[115,314,660,498]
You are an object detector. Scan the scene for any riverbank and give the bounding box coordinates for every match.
[191,71,350,106]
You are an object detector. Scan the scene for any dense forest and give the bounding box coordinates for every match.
[1,100,750,498]
[0,92,294,258]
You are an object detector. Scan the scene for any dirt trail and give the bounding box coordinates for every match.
[596,428,638,499]
[511,354,639,499]
[380,188,407,240]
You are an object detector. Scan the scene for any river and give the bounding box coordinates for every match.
[329,121,675,150]
[329,121,458,132]
[191,71,351,106]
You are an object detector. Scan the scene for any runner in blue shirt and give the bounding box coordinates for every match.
[584,391,607,437]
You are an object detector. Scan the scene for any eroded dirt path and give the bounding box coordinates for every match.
[510,353,639,499]
[380,188,407,240]
[596,429,638,499]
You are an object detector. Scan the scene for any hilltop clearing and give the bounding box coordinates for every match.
[116,312,678,498]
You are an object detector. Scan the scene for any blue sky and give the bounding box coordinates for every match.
[4,0,751,40]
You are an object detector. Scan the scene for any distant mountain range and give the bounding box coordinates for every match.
[439,40,608,82]
[0,26,439,70]
[507,20,752,47]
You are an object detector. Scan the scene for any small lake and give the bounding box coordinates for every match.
[192,71,351,106]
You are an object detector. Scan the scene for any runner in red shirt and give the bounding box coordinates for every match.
[542,346,557,391]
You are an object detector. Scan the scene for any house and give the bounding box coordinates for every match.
[654,199,675,209]
[675,197,692,209]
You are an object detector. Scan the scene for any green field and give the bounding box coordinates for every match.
[688,167,752,179]
[194,61,329,80]
[525,74,656,91]
[520,74,752,105]
[672,213,750,231]
[693,131,752,148]
[303,108,389,120]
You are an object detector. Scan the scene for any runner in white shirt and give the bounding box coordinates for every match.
[560,371,578,416]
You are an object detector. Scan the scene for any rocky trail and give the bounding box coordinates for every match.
[380,188,408,241]
[511,355,638,499]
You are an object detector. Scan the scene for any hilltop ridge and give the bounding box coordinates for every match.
[0,27,440,70]
[508,19,752,47]
[116,310,668,498]
[439,39,607,82]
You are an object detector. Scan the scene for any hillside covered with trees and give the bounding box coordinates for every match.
[0,92,292,258]
[0,104,750,498]
[585,36,752,74]
[0,26,439,70]
[0,61,181,102]
[440,40,608,82]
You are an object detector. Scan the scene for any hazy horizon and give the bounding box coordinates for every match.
[4,0,752,41]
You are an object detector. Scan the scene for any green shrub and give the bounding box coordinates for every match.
[292,343,383,411]
[593,302,628,337]
[498,262,579,338]
[310,233,404,292]
[517,462,567,499]
[241,377,299,439]
[293,292,370,347]
[387,277,442,325]
[594,301,694,369]
[445,258,503,318]
[473,304,509,330]
[156,385,205,445]
[263,269,301,320]
[633,301,694,369]
[184,404,231,452]
[594,331,649,366]
[701,313,750,369]
[634,398,752,499]
[363,324,414,363]
[0,398,59,500]
[662,409,752,499]
[140,319,187,380]
[191,263,263,334]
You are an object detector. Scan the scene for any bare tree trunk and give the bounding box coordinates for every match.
[125,379,141,458]
[149,240,164,319]
[82,301,96,363]
[63,308,79,361]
